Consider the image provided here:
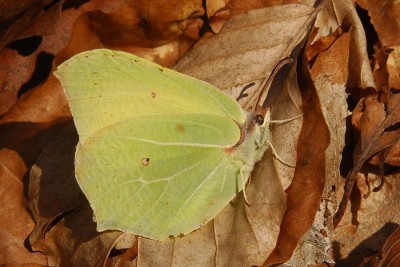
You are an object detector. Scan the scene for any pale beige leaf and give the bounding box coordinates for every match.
[313,0,375,90]
[174,4,315,111]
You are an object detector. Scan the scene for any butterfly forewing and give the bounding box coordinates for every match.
[55,49,246,144]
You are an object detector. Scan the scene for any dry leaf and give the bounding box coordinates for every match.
[264,50,330,266]
[3,0,399,265]
[0,74,71,265]
[0,0,126,116]
[360,225,400,267]
[371,46,389,92]
[334,176,400,265]
[175,4,315,112]
[28,122,122,265]
[206,0,231,33]
[55,0,204,68]
[387,47,400,89]
[230,0,301,15]
[313,0,375,94]
[334,92,400,227]
[355,0,400,48]
[0,0,46,46]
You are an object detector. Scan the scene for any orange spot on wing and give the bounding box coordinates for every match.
[224,147,233,154]
[141,157,150,166]
[176,123,185,133]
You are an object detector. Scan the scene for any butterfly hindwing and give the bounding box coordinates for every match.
[76,114,244,239]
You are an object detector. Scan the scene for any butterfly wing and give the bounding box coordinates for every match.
[55,49,250,240]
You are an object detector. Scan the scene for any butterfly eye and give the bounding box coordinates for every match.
[255,114,264,125]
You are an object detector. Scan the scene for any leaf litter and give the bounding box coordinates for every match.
[1,0,400,266]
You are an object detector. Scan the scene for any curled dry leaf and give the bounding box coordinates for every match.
[371,46,389,92]
[334,92,400,227]
[360,225,400,267]
[264,50,330,266]
[355,0,400,48]
[28,122,122,265]
[0,74,70,265]
[313,0,375,93]
[55,0,204,68]
[175,4,315,111]
[0,0,45,45]
[0,0,126,116]
[206,0,231,33]
[335,175,400,265]
[387,47,400,89]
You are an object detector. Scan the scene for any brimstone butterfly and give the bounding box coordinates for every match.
[55,49,272,240]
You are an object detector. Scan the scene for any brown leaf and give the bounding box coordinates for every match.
[385,141,400,166]
[0,148,47,265]
[312,0,375,95]
[334,92,400,227]
[230,0,301,15]
[355,0,400,48]
[264,47,330,266]
[310,22,351,86]
[0,74,71,264]
[0,130,63,266]
[175,4,316,112]
[306,19,351,65]
[371,46,390,92]
[387,47,400,89]
[386,90,400,126]
[335,222,399,266]
[358,96,386,158]
[206,0,230,33]
[0,0,127,116]
[0,48,36,115]
[56,0,204,68]
[0,0,46,47]
[365,226,400,267]
[27,122,122,265]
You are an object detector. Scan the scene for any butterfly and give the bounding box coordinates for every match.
[55,49,275,240]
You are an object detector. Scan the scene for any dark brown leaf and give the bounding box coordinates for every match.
[361,226,400,267]
[264,48,330,266]
[334,93,400,227]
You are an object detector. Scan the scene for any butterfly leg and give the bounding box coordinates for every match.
[267,141,296,168]
[240,166,251,205]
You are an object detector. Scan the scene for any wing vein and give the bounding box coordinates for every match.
[157,157,227,237]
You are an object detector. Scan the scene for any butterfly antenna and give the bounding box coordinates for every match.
[255,57,293,116]
[269,113,303,124]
